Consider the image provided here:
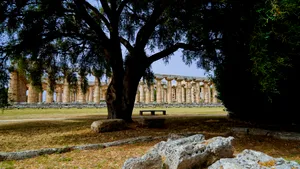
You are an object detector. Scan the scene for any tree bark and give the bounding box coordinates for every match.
[106,55,147,122]
[106,71,141,122]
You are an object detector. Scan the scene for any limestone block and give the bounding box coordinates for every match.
[91,119,126,133]
[122,148,163,169]
[209,149,300,169]
[159,136,234,169]
[122,135,234,169]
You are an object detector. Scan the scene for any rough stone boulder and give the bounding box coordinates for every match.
[122,148,163,169]
[122,134,235,169]
[209,149,300,169]
[91,119,126,133]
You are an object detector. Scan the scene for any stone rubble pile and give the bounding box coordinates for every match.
[122,134,300,169]
[209,149,300,169]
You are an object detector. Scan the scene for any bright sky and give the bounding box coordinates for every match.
[151,51,206,77]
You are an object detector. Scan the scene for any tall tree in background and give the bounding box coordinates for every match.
[190,0,300,124]
[0,0,211,121]
[0,40,9,109]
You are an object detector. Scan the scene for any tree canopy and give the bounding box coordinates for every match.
[1,0,299,123]
[0,0,214,121]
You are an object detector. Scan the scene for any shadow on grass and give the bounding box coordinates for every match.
[50,116,249,147]
[1,115,300,154]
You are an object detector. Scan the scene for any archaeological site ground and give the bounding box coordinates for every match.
[0,107,300,168]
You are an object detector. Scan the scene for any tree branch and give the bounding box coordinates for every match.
[147,43,199,65]
[83,1,111,30]
[99,0,111,19]
[119,37,133,53]
[135,2,169,50]
[73,0,109,47]
[117,0,129,16]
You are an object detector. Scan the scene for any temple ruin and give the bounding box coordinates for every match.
[7,71,219,104]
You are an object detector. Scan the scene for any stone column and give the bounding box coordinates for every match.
[88,87,93,102]
[28,83,39,103]
[46,80,53,103]
[38,92,43,103]
[195,80,201,104]
[8,71,18,102]
[77,78,86,103]
[85,89,89,102]
[208,83,211,103]
[163,88,167,103]
[176,79,182,103]
[62,77,70,103]
[166,78,172,103]
[94,78,101,104]
[172,87,177,102]
[191,83,195,103]
[181,84,185,103]
[186,80,192,103]
[46,91,53,103]
[156,78,163,103]
[200,86,204,100]
[102,89,106,101]
[150,85,154,102]
[56,87,63,103]
[18,76,27,102]
[204,82,209,103]
[212,84,218,103]
[145,85,150,104]
[135,90,140,103]
[139,82,145,103]
[69,91,73,102]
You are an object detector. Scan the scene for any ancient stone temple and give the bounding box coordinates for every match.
[8,72,219,104]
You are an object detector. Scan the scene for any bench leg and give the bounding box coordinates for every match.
[151,111,155,115]
[163,111,166,115]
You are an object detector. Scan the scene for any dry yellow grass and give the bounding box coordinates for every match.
[0,141,161,169]
[0,108,299,168]
[0,116,229,152]
[0,107,225,120]
[1,135,299,169]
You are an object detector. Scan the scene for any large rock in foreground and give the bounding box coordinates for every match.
[91,119,126,133]
[209,149,300,169]
[122,134,235,169]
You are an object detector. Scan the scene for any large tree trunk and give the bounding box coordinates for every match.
[106,71,141,122]
[105,56,147,122]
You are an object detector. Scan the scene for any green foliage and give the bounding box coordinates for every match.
[0,47,9,109]
[249,0,300,94]
[208,0,300,124]
[0,88,9,111]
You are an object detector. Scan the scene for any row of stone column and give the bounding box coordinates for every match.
[8,71,218,104]
[135,78,218,104]
[21,77,104,104]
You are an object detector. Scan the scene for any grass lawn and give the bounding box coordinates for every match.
[0,107,226,120]
[0,107,299,168]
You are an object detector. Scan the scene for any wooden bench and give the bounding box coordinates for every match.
[139,110,166,115]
